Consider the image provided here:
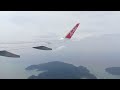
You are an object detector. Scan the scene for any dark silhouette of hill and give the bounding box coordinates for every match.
[105,67,120,75]
[26,61,97,79]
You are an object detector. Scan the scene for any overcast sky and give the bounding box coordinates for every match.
[0,11,120,42]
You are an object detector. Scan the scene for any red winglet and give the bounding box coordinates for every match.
[65,23,80,39]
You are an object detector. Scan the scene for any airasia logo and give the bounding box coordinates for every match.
[69,25,78,37]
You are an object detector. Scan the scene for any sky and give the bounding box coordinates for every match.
[0,11,120,42]
[0,11,120,79]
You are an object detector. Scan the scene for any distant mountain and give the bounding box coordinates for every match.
[105,67,120,75]
[26,61,97,79]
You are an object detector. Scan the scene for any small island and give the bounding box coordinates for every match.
[105,67,120,75]
[26,61,97,79]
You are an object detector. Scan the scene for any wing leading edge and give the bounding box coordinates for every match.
[0,23,80,58]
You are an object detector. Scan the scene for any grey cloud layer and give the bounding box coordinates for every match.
[0,11,120,42]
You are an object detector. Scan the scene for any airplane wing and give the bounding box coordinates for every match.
[32,23,80,50]
[0,23,80,58]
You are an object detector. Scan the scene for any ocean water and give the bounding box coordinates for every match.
[0,41,120,79]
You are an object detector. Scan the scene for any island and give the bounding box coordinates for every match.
[105,67,120,75]
[26,61,97,79]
